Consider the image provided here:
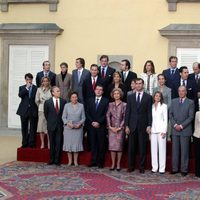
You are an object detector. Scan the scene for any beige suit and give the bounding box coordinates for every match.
[56,73,72,101]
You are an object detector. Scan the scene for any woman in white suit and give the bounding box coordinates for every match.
[151,91,168,174]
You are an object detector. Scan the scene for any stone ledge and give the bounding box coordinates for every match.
[167,0,200,11]
[0,23,63,35]
[0,0,59,12]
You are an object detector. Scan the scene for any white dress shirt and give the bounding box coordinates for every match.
[52,96,60,110]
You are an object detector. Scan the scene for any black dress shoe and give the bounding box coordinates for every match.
[140,169,145,174]
[116,168,121,172]
[47,161,54,165]
[88,163,97,167]
[181,172,188,176]
[98,165,103,169]
[170,171,179,175]
[109,167,115,171]
[127,168,134,173]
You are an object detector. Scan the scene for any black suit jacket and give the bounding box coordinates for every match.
[125,92,152,133]
[86,97,109,127]
[82,76,103,105]
[98,66,115,97]
[173,79,197,100]
[36,71,56,87]
[189,73,200,85]
[121,71,137,91]
[44,97,66,131]
[16,84,38,117]
[162,68,180,99]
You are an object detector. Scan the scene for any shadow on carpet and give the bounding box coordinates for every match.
[0,162,200,200]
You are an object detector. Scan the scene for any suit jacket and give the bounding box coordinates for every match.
[56,73,72,101]
[44,97,66,131]
[36,71,56,87]
[121,71,137,91]
[125,92,152,133]
[98,66,116,97]
[189,73,200,85]
[151,103,168,133]
[86,97,109,127]
[153,85,171,107]
[162,68,180,99]
[71,68,90,103]
[173,79,198,100]
[82,75,103,106]
[16,84,38,117]
[169,98,194,136]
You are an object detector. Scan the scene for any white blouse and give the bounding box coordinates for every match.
[151,102,168,134]
[140,73,157,95]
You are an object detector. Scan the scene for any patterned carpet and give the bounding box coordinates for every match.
[0,162,200,200]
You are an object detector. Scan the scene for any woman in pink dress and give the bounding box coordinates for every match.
[106,88,126,171]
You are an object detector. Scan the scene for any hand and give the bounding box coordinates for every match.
[74,123,82,129]
[92,122,100,128]
[161,133,166,139]
[146,126,151,134]
[67,122,74,129]
[125,126,130,135]
[109,127,118,133]
[175,125,182,132]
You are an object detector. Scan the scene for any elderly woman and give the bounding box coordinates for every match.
[107,71,127,102]
[62,92,85,166]
[106,88,126,171]
[35,76,52,149]
[140,60,157,95]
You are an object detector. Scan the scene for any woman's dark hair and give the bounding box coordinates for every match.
[143,60,155,74]
[153,91,164,104]
[157,73,166,81]
[70,91,79,98]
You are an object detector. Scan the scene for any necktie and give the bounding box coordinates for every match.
[147,75,151,93]
[95,98,99,110]
[137,93,140,108]
[44,72,48,77]
[180,98,183,104]
[78,70,81,83]
[55,99,59,113]
[28,86,32,98]
[182,80,185,86]
[123,72,127,82]
[196,75,199,84]
[92,77,96,91]
[101,68,105,79]
[171,69,175,75]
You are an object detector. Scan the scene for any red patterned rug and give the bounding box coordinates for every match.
[0,162,200,199]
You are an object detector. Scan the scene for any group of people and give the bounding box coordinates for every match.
[16,55,200,178]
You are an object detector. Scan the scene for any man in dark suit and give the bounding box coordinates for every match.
[16,73,38,148]
[71,58,90,103]
[170,86,194,176]
[36,60,56,87]
[125,78,152,173]
[120,59,137,92]
[44,86,66,166]
[188,62,200,85]
[98,55,115,97]
[162,56,180,99]
[176,66,198,100]
[82,64,103,108]
[86,85,109,168]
